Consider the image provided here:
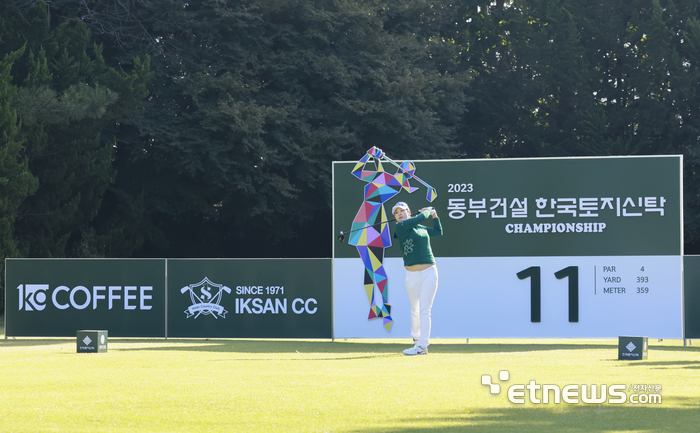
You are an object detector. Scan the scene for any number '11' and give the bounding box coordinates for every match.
[516,266,579,323]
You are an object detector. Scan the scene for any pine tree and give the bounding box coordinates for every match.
[0,46,39,314]
[2,2,153,258]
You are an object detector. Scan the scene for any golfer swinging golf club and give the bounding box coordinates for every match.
[392,201,443,355]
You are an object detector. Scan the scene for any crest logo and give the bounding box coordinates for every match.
[180,277,231,319]
[403,238,414,255]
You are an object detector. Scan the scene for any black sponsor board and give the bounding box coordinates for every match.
[5,259,166,337]
[167,259,332,338]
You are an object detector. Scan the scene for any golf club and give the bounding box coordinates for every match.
[380,155,438,203]
[338,218,396,242]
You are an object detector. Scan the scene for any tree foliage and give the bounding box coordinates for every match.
[0,1,152,312]
[53,0,469,258]
[454,0,700,245]
[1,2,153,259]
[1,0,700,303]
[0,46,39,314]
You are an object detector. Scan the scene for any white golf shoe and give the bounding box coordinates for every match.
[402,345,428,355]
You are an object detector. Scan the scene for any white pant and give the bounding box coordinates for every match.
[405,265,438,347]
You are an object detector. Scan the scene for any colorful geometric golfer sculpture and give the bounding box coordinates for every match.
[348,147,437,332]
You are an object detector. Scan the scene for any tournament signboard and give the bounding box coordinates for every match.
[333,155,683,339]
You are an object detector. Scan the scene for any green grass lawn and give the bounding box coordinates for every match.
[1,319,699,432]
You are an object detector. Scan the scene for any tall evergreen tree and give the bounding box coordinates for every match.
[1,2,153,259]
[0,47,39,314]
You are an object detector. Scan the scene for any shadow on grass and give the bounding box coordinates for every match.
[344,396,700,433]
[102,340,615,354]
[87,339,700,358]
[3,317,700,356]
[0,338,79,348]
[619,360,700,370]
[3,333,700,357]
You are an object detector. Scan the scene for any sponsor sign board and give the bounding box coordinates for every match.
[167,259,332,338]
[5,259,166,337]
[618,336,648,360]
[77,330,109,353]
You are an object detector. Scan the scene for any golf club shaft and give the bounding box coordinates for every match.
[341,218,396,236]
[380,155,432,190]
[341,218,396,234]
[380,155,438,202]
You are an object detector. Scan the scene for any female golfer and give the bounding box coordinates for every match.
[392,201,443,355]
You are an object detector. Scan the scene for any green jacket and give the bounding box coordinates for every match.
[394,210,443,267]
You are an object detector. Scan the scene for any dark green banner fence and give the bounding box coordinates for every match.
[167,259,331,338]
[4,258,331,338]
[5,256,700,339]
[684,255,700,339]
[5,259,166,337]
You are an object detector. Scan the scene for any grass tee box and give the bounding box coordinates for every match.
[2,337,700,432]
[76,330,108,353]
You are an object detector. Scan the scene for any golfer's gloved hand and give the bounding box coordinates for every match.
[369,146,384,158]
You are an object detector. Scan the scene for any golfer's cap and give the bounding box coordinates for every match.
[392,201,410,214]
